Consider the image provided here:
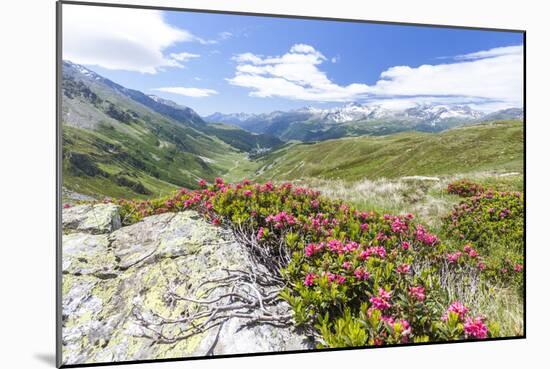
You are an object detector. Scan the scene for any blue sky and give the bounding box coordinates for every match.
[63,4,524,115]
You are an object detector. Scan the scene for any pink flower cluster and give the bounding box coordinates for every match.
[304,273,316,287]
[464,316,488,339]
[499,208,511,219]
[396,263,411,274]
[409,286,426,302]
[359,246,387,260]
[463,244,479,258]
[305,242,324,257]
[256,227,265,240]
[415,224,439,246]
[443,301,469,321]
[381,316,412,342]
[354,267,370,280]
[390,216,409,234]
[369,288,392,310]
[322,271,347,285]
[266,211,296,228]
[447,251,462,264]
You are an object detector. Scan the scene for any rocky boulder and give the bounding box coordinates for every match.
[61,206,312,365]
[63,204,121,234]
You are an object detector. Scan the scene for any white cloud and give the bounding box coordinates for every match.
[228,44,370,102]
[454,45,523,60]
[370,45,523,107]
[63,5,203,73]
[152,87,218,98]
[169,52,200,62]
[228,43,523,108]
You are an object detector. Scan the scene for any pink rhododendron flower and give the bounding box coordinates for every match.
[499,208,511,219]
[360,223,369,232]
[478,262,486,271]
[370,288,392,310]
[327,239,344,254]
[243,189,253,197]
[401,241,410,250]
[464,316,488,339]
[305,242,324,257]
[310,199,319,208]
[415,225,439,246]
[343,241,359,252]
[304,273,316,287]
[397,264,411,274]
[444,301,469,321]
[262,181,274,192]
[391,217,408,234]
[354,267,370,280]
[198,179,207,187]
[514,263,523,272]
[447,251,462,264]
[342,261,352,270]
[336,275,346,284]
[409,286,426,302]
[63,203,71,209]
[256,227,265,240]
[266,211,296,228]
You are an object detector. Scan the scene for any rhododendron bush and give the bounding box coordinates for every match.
[444,189,524,287]
[447,179,485,197]
[111,178,508,347]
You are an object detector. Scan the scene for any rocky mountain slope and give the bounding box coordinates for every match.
[61,204,312,365]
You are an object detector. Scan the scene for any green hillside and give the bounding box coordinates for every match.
[62,62,252,199]
[255,120,524,181]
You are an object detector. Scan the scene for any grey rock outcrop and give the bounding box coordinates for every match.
[61,206,311,365]
[63,204,121,234]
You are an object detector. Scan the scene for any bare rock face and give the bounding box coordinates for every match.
[63,204,121,234]
[61,206,312,366]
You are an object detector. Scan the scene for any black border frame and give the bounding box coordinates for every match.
[55,1,527,368]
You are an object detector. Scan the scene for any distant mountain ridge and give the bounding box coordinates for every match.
[205,102,524,142]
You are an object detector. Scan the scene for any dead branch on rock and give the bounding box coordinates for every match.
[129,220,301,346]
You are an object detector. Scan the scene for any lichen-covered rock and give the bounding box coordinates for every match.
[63,204,121,234]
[63,233,117,277]
[61,210,312,365]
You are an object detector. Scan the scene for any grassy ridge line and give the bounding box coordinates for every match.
[255,120,523,182]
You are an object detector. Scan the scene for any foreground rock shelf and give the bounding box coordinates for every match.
[61,204,312,365]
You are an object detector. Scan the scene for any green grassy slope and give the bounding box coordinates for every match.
[255,120,523,181]
[62,64,250,199]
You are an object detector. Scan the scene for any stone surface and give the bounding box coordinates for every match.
[63,204,121,234]
[61,207,312,365]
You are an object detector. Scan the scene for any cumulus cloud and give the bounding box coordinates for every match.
[228,44,370,102]
[63,5,202,73]
[228,43,523,108]
[152,86,218,98]
[370,45,523,107]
